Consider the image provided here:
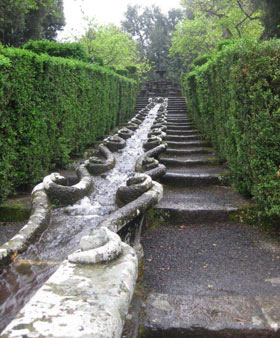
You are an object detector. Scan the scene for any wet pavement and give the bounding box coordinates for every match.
[142,222,280,297]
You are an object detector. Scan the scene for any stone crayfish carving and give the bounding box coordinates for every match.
[85,144,116,175]
[115,173,153,207]
[118,127,134,140]
[68,227,122,264]
[103,135,126,152]
[43,165,93,207]
[143,135,163,151]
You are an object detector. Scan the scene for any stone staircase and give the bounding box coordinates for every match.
[137,97,280,337]
[134,97,149,113]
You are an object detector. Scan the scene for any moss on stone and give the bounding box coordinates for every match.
[0,202,31,222]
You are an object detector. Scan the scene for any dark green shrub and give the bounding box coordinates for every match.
[0,47,138,201]
[126,66,137,74]
[183,39,280,218]
[23,40,89,62]
[116,69,129,77]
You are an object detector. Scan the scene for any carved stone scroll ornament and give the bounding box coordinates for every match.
[115,173,153,207]
[143,135,163,151]
[103,134,126,152]
[68,227,122,264]
[43,164,93,207]
[118,127,134,140]
[84,144,116,175]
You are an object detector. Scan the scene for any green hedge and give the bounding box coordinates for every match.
[0,47,138,201]
[23,40,104,66]
[183,39,280,218]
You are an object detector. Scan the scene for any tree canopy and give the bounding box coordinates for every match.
[251,0,280,38]
[79,23,149,76]
[0,0,65,46]
[170,0,264,69]
[122,5,183,78]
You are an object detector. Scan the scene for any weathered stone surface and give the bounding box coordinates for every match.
[155,185,251,223]
[85,144,116,175]
[68,228,123,264]
[101,181,163,233]
[0,183,50,271]
[103,135,126,152]
[43,165,93,207]
[126,123,139,131]
[2,243,138,338]
[80,228,108,251]
[143,136,163,151]
[142,293,280,337]
[118,127,134,140]
[116,174,153,207]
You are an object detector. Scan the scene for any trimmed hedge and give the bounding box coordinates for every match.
[23,40,104,66]
[0,47,138,201]
[183,39,280,218]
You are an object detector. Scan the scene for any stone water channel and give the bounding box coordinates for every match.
[0,102,162,333]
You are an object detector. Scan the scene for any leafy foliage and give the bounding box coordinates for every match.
[183,39,280,217]
[122,5,183,80]
[251,0,280,38]
[23,40,90,63]
[170,0,263,69]
[0,47,138,201]
[0,0,65,46]
[79,23,146,78]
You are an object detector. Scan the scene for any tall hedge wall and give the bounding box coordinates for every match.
[0,47,138,201]
[183,39,280,218]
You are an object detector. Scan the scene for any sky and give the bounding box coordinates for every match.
[58,0,182,41]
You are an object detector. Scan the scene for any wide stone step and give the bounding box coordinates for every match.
[166,135,202,142]
[166,114,188,118]
[167,120,190,124]
[141,219,280,337]
[167,125,195,130]
[161,167,225,186]
[155,185,250,223]
[160,154,218,166]
[165,147,214,156]
[167,140,210,148]
[167,129,200,135]
[142,293,280,338]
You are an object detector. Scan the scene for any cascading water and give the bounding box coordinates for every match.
[0,103,161,333]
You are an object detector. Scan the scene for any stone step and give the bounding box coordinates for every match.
[167,123,195,128]
[166,135,202,142]
[160,154,218,166]
[142,292,280,338]
[166,113,188,117]
[166,120,190,124]
[161,167,225,187]
[167,125,196,131]
[155,185,250,223]
[167,109,188,112]
[167,140,210,148]
[164,165,226,175]
[141,219,280,337]
[165,147,214,156]
[167,129,200,135]
[167,119,192,124]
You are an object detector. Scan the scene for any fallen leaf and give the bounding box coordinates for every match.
[234,318,248,323]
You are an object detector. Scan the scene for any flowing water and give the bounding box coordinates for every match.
[0,104,161,333]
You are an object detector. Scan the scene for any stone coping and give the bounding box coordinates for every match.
[0,183,50,270]
[2,243,138,338]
